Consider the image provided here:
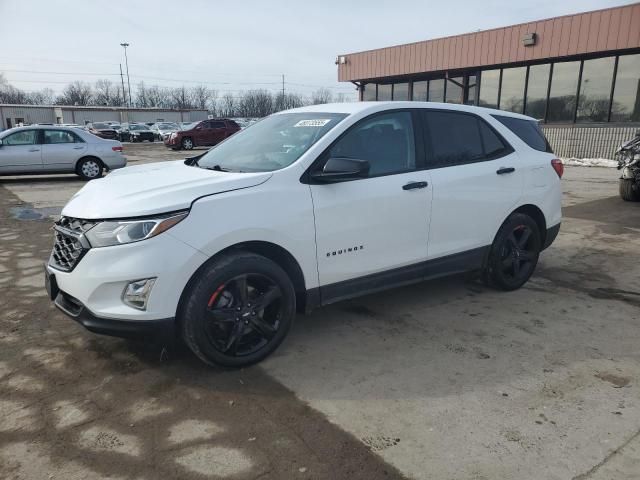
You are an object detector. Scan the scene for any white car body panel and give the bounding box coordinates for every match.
[46,102,562,323]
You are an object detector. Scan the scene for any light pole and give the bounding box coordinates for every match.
[120,42,132,107]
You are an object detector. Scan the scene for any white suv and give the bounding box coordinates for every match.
[45,102,562,367]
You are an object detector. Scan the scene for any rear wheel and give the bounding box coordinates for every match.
[181,137,194,150]
[619,178,640,201]
[485,213,541,291]
[180,252,295,368]
[76,157,104,180]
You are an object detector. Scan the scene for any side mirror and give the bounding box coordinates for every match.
[310,157,370,183]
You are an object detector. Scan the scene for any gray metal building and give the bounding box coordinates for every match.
[0,104,209,130]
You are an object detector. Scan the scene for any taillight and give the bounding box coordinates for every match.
[112,146,123,152]
[551,158,563,178]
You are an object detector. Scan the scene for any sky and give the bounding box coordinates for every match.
[0,0,634,101]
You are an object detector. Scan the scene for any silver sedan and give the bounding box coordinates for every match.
[0,125,126,180]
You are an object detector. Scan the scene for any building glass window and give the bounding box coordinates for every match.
[479,69,500,108]
[363,84,376,101]
[393,83,409,101]
[500,67,526,113]
[547,61,580,122]
[445,77,464,104]
[428,79,445,102]
[611,53,640,122]
[525,64,550,121]
[377,84,392,101]
[577,57,615,122]
[413,81,428,101]
[466,74,477,105]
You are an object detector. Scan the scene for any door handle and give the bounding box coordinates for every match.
[402,181,429,190]
[28,148,40,152]
[73,146,84,149]
[496,167,515,175]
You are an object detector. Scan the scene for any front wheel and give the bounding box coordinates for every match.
[76,157,104,180]
[619,178,640,201]
[181,137,194,150]
[180,252,296,368]
[485,213,541,291]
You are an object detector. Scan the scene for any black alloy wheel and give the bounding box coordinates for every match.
[181,252,295,367]
[205,274,283,357]
[486,213,541,291]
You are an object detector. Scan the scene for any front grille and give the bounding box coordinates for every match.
[49,217,95,272]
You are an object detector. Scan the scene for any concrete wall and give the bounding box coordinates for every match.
[542,125,639,159]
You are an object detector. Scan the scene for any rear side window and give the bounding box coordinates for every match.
[492,115,552,152]
[422,111,511,167]
[44,130,82,144]
[209,121,226,129]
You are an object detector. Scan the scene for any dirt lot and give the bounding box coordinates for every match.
[1,143,639,480]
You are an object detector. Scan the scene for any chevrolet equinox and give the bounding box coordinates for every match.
[45,102,562,367]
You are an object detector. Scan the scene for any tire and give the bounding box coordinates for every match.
[149,137,154,143]
[181,137,194,150]
[76,157,104,181]
[180,252,296,368]
[619,178,640,201]
[485,213,541,291]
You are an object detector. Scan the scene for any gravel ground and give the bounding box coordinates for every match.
[0,143,639,479]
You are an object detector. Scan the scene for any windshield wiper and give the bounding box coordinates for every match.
[204,164,233,172]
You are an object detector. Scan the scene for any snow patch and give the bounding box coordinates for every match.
[561,157,617,168]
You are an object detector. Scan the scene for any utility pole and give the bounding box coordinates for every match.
[119,64,127,106]
[120,42,132,107]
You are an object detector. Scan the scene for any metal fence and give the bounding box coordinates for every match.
[542,125,639,160]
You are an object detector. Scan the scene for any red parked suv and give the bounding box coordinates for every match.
[164,119,241,150]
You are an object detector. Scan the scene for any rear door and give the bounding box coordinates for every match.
[0,129,42,173]
[309,110,432,293]
[42,129,87,171]
[208,120,227,145]
[421,110,523,259]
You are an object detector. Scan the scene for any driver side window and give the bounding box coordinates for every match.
[329,111,416,177]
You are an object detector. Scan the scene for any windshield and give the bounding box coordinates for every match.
[157,123,178,129]
[129,124,147,131]
[196,112,347,172]
[92,123,109,129]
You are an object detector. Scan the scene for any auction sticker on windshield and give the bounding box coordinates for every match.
[294,119,332,127]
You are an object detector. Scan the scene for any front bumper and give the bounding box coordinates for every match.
[45,230,208,322]
[52,285,175,341]
[543,223,561,250]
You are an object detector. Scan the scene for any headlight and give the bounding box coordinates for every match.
[85,211,188,247]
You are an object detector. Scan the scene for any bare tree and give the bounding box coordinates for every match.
[136,81,149,108]
[146,85,171,108]
[190,85,216,110]
[170,86,192,109]
[311,88,333,105]
[57,81,93,105]
[219,93,237,117]
[0,74,28,104]
[26,88,55,105]
[94,79,121,106]
[274,92,305,112]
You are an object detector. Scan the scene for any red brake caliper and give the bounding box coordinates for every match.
[207,284,226,308]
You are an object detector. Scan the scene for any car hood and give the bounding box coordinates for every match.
[62,160,272,219]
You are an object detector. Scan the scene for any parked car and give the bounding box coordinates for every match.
[0,125,126,180]
[151,122,180,141]
[123,123,155,143]
[44,102,561,367]
[179,122,194,130]
[165,119,241,150]
[87,122,119,140]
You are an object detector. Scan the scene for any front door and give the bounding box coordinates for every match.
[42,129,87,171]
[0,129,42,173]
[309,111,431,294]
[420,109,524,259]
